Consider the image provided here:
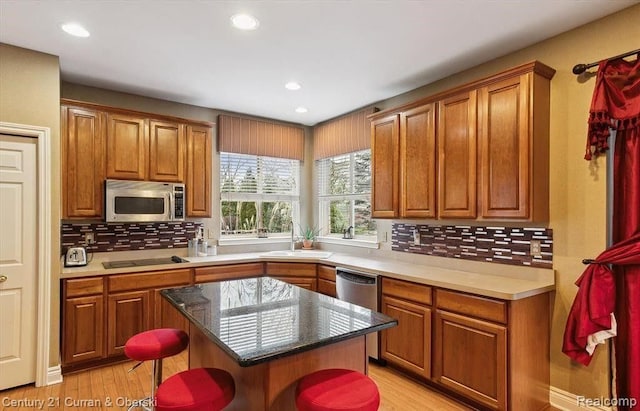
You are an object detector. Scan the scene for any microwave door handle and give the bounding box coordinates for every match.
[169,193,174,220]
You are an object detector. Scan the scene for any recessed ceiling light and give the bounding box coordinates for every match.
[285,81,301,91]
[61,23,90,38]
[230,14,259,30]
[295,107,308,113]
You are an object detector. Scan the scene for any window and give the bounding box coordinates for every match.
[220,152,299,238]
[317,149,376,241]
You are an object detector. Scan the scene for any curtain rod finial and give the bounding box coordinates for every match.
[573,64,588,75]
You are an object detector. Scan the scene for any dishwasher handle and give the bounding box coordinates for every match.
[336,271,376,285]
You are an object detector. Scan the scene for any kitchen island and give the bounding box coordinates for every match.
[161,277,397,411]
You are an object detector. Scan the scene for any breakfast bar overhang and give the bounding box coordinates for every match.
[161,277,397,411]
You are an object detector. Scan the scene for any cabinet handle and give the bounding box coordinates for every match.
[0,275,7,283]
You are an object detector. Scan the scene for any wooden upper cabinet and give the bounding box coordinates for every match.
[149,120,185,182]
[106,113,148,180]
[400,103,436,218]
[479,73,550,221]
[437,91,477,219]
[371,114,399,218]
[186,124,212,217]
[61,106,105,218]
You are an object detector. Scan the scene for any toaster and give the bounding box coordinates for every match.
[65,247,88,267]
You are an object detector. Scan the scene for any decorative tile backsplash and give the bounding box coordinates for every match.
[392,223,553,269]
[61,221,203,254]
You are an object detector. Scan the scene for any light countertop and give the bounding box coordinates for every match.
[61,249,555,300]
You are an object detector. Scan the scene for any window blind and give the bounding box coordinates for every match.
[220,152,299,201]
[316,150,371,200]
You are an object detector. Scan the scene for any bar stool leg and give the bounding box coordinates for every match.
[127,359,162,411]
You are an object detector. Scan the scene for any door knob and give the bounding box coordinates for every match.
[0,275,7,283]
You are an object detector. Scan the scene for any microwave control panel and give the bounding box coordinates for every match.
[174,185,184,220]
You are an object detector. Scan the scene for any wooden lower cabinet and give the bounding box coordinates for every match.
[195,262,264,283]
[62,268,193,371]
[267,262,317,290]
[316,265,336,297]
[381,295,431,379]
[433,310,507,410]
[107,290,151,357]
[62,277,106,366]
[380,278,550,411]
[380,278,432,380]
[63,295,105,364]
[273,276,316,291]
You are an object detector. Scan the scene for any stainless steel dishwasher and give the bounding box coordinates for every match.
[335,267,379,360]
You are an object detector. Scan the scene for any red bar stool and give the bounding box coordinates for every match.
[124,328,190,410]
[296,368,380,411]
[155,367,235,411]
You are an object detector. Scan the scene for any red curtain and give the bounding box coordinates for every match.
[570,54,640,410]
[613,126,640,410]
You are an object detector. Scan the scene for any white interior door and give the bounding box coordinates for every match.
[0,134,37,390]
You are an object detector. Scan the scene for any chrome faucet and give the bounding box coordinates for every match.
[291,226,296,251]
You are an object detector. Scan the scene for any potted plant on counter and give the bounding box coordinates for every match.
[300,225,321,249]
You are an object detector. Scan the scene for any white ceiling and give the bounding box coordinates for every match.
[0,1,636,125]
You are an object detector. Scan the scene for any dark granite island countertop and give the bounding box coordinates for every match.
[161,277,397,367]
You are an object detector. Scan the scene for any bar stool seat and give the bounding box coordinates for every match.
[155,367,235,411]
[124,328,189,410]
[296,368,380,411]
[124,328,189,361]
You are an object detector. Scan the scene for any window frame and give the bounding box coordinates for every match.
[316,149,377,244]
[219,152,300,241]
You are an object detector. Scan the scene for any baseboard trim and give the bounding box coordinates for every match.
[550,386,613,411]
[46,365,63,386]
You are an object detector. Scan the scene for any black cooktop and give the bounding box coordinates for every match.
[102,256,185,269]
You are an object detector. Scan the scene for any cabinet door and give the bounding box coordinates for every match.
[154,288,189,333]
[62,106,105,218]
[433,310,507,410]
[106,113,148,180]
[273,276,317,291]
[437,91,477,218]
[149,120,184,182]
[400,104,436,218]
[63,295,105,364]
[107,290,151,357]
[186,124,212,217]
[380,295,431,379]
[371,114,399,218]
[479,75,530,219]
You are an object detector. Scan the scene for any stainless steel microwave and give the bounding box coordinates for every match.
[105,179,185,222]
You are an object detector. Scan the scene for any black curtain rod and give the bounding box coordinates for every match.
[573,48,640,75]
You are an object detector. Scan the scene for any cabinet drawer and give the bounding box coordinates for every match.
[108,269,192,293]
[317,265,336,281]
[436,289,506,324]
[65,277,104,297]
[317,279,337,297]
[382,277,432,306]
[195,263,264,283]
[265,262,316,277]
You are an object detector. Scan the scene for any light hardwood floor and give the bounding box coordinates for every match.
[0,353,473,410]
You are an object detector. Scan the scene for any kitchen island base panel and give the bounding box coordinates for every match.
[189,325,367,411]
